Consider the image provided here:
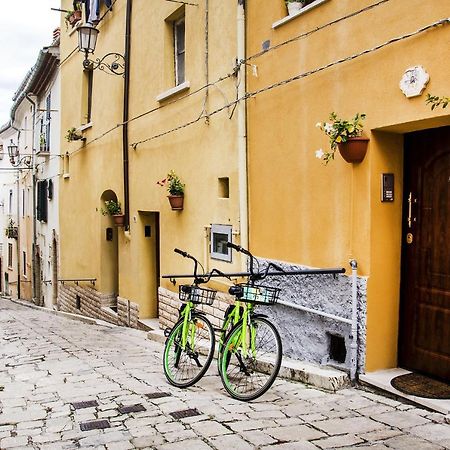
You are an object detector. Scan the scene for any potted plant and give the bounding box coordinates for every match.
[157,170,185,210]
[315,112,368,164]
[5,219,18,239]
[101,200,125,226]
[65,127,83,142]
[39,134,47,152]
[285,0,308,15]
[65,1,82,28]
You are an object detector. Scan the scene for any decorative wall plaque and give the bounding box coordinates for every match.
[399,65,429,98]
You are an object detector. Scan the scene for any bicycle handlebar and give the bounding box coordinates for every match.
[174,248,189,258]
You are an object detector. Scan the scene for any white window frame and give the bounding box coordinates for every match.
[210,224,232,262]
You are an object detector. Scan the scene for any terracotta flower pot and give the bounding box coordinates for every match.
[337,137,369,163]
[168,195,184,210]
[112,214,125,226]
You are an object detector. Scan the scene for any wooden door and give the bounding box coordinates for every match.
[399,126,450,381]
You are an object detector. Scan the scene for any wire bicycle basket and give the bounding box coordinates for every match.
[179,285,217,305]
[238,283,280,305]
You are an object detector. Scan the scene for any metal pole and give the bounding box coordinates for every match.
[349,259,359,381]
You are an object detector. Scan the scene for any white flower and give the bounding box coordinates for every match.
[315,122,322,128]
[324,123,333,133]
[315,149,325,159]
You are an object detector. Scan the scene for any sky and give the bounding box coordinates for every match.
[0,0,61,126]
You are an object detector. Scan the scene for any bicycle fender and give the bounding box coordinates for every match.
[252,312,268,319]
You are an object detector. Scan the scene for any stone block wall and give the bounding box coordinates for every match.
[58,284,140,328]
[158,286,233,331]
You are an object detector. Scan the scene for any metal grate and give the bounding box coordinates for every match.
[80,419,111,431]
[118,404,146,414]
[71,400,99,410]
[145,392,172,399]
[169,408,201,420]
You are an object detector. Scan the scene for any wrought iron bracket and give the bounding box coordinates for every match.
[10,156,32,168]
[83,52,126,77]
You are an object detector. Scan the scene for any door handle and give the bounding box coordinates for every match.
[407,192,417,228]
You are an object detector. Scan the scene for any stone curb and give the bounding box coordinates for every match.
[148,327,350,392]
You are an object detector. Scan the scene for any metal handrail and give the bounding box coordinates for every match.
[58,278,96,286]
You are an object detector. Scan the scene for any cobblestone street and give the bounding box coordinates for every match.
[0,298,449,450]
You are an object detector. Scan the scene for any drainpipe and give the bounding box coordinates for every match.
[122,0,132,231]
[237,0,248,271]
[25,93,38,305]
[349,259,359,382]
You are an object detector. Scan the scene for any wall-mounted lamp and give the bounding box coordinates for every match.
[77,24,125,77]
[7,140,31,168]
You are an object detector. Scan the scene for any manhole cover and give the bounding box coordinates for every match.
[79,419,111,431]
[145,392,172,399]
[118,404,146,414]
[169,408,201,420]
[72,400,99,410]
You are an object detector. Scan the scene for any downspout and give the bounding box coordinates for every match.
[349,259,359,382]
[237,0,248,271]
[122,0,132,231]
[25,93,37,304]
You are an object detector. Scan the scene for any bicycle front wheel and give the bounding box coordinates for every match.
[220,316,282,401]
[163,313,215,388]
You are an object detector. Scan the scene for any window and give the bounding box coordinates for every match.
[8,189,13,214]
[210,224,232,262]
[22,189,25,217]
[174,17,185,86]
[48,179,53,200]
[8,243,13,268]
[82,69,94,124]
[36,180,48,222]
[45,93,51,150]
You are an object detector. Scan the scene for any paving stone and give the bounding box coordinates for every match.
[382,434,446,449]
[208,433,254,450]
[359,427,403,442]
[313,416,385,435]
[159,438,213,450]
[313,433,364,448]
[261,441,319,449]
[265,424,326,441]
[131,434,166,448]
[0,435,29,448]
[228,419,278,432]
[190,420,232,437]
[371,410,431,428]
[239,429,277,446]
[408,423,450,445]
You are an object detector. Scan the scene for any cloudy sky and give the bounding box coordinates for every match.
[0,1,61,125]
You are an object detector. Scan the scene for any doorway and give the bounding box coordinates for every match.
[137,211,160,318]
[399,126,450,382]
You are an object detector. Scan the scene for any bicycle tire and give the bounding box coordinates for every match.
[163,313,215,388]
[219,316,282,401]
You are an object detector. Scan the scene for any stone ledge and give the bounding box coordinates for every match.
[147,325,349,391]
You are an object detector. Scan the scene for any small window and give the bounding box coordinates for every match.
[174,17,185,86]
[8,243,13,268]
[48,179,53,200]
[211,224,232,262]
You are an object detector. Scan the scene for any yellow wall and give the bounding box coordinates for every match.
[59,0,243,318]
[247,0,450,371]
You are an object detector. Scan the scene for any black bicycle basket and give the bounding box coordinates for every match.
[179,285,216,305]
[238,283,280,305]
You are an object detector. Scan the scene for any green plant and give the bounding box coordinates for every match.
[5,219,17,238]
[426,94,449,110]
[157,170,185,196]
[65,127,82,142]
[315,112,366,164]
[39,134,46,147]
[101,200,122,216]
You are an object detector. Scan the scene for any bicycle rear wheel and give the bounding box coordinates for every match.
[220,316,282,401]
[163,313,215,388]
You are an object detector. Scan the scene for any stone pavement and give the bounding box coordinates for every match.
[0,298,449,450]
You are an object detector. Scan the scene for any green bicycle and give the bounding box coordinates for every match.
[163,249,219,388]
[218,242,284,401]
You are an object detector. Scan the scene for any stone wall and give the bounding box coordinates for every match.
[158,259,367,374]
[58,284,140,328]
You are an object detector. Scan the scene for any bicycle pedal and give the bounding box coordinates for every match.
[164,328,171,337]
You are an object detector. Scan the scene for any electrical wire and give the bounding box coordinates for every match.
[130,17,449,148]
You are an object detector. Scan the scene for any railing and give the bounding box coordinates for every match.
[58,278,96,286]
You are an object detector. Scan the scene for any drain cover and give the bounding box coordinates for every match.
[145,392,172,399]
[72,400,99,410]
[118,404,146,414]
[169,408,201,420]
[80,419,111,431]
